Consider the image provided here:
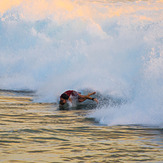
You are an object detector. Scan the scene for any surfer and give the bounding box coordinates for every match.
[59,90,98,106]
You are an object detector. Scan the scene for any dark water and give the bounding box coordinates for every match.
[0,90,163,162]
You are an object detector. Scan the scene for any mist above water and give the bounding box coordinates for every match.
[0,0,163,126]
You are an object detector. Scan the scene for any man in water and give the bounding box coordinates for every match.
[59,90,98,106]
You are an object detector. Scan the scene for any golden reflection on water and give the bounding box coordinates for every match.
[0,91,163,162]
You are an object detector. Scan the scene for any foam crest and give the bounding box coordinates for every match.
[89,48,163,127]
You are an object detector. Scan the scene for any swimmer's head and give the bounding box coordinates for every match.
[60,93,69,100]
[59,93,69,105]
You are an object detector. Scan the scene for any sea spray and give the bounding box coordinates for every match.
[89,48,163,127]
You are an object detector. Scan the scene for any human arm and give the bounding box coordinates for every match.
[77,93,98,103]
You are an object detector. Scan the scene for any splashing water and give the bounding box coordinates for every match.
[0,0,163,126]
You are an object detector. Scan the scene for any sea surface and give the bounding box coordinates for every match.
[0,0,163,162]
[0,90,163,162]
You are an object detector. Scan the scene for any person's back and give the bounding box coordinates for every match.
[64,90,78,97]
[59,90,98,106]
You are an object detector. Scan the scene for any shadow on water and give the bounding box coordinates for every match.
[0,89,36,97]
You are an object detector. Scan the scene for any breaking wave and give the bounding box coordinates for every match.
[0,0,163,127]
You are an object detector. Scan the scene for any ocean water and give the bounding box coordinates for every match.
[0,90,163,162]
[0,0,163,127]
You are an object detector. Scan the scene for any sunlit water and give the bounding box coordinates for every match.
[0,0,163,161]
[0,90,162,162]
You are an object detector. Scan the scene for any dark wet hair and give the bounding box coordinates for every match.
[60,93,69,100]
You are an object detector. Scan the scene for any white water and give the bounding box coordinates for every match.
[0,0,163,126]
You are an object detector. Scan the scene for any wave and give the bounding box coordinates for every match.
[0,0,163,126]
